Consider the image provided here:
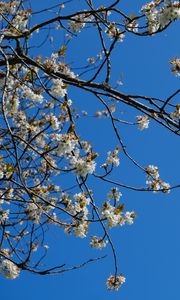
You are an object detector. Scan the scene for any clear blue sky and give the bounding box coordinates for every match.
[1,1,180,299]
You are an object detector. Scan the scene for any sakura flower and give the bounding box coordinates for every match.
[106,274,126,291]
[70,155,96,177]
[145,165,159,180]
[90,236,108,249]
[50,78,67,98]
[161,181,171,193]
[104,148,120,167]
[69,15,85,32]
[50,114,60,130]
[107,187,122,201]
[22,85,43,103]
[105,22,125,41]
[0,259,20,279]
[125,211,136,225]
[137,115,150,130]
[170,58,180,77]
[56,133,78,156]
[170,104,180,119]
[74,221,88,238]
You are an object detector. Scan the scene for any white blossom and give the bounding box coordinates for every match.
[170,58,180,77]
[74,221,88,238]
[0,259,20,279]
[50,114,60,130]
[90,236,108,249]
[108,187,122,201]
[22,85,43,103]
[145,165,159,180]
[66,192,90,218]
[161,181,171,193]
[70,155,96,177]
[126,20,139,32]
[26,203,41,224]
[125,211,136,225]
[106,274,126,291]
[69,16,85,32]
[170,105,180,119]
[101,202,122,228]
[137,115,150,130]
[104,149,120,167]
[141,1,180,33]
[50,78,67,98]
[56,133,78,156]
[0,171,4,179]
[105,22,125,41]
[0,208,9,222]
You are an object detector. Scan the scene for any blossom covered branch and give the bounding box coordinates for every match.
[0,0,179,292]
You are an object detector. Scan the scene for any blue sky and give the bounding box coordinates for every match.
[1,1,180,299]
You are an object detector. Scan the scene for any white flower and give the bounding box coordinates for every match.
[141,1,180,33]
[105,149,120,167]
[170,58,180,77]
[22,85,43,103]
[90,236,108,249]
[125,211,136,225]
[101,202,121,228]
[159,4,180,28]
[108,187,122,201]
[56,133,78,156]
[50,78,67,98]
[161,181,171,193]
[26,203,41,224]
[146,179,161,191]
[69,16,85,33]
[81,141,92,153]
[74,192,90,206]
[66,192,90,218]
[106,274,126,291]
[126,20,139,32]
[105,22,125,41]
[74,221,88,238]
[0,248,11,258]
[137,115,150,130]
[0,171,4,179]
[70,155,96,177]
[0,208,9,222]
[0,259,20,279]
[145,165,159,180]
[170,105,180,119]
[50,114,60,130]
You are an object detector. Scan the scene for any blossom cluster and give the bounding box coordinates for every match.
[90,236,108,249]
[141,1,180,33]
[69,13,94,32]
[43,53,76,78]
[101,190,136,229]
[0,1,19,15]
[145,165,170,193]
[137,115,150,130]
[0,259,20,279]
[170,57,180,77]
[102,147,120,168]
[64,192,90,220]
[106,274,126,291]
[170,104,180,119]
[70,152,97,177]
[0,2,31,35]
[105,22,125,41]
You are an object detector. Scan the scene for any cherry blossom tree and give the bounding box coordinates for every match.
[0,0,179,291]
